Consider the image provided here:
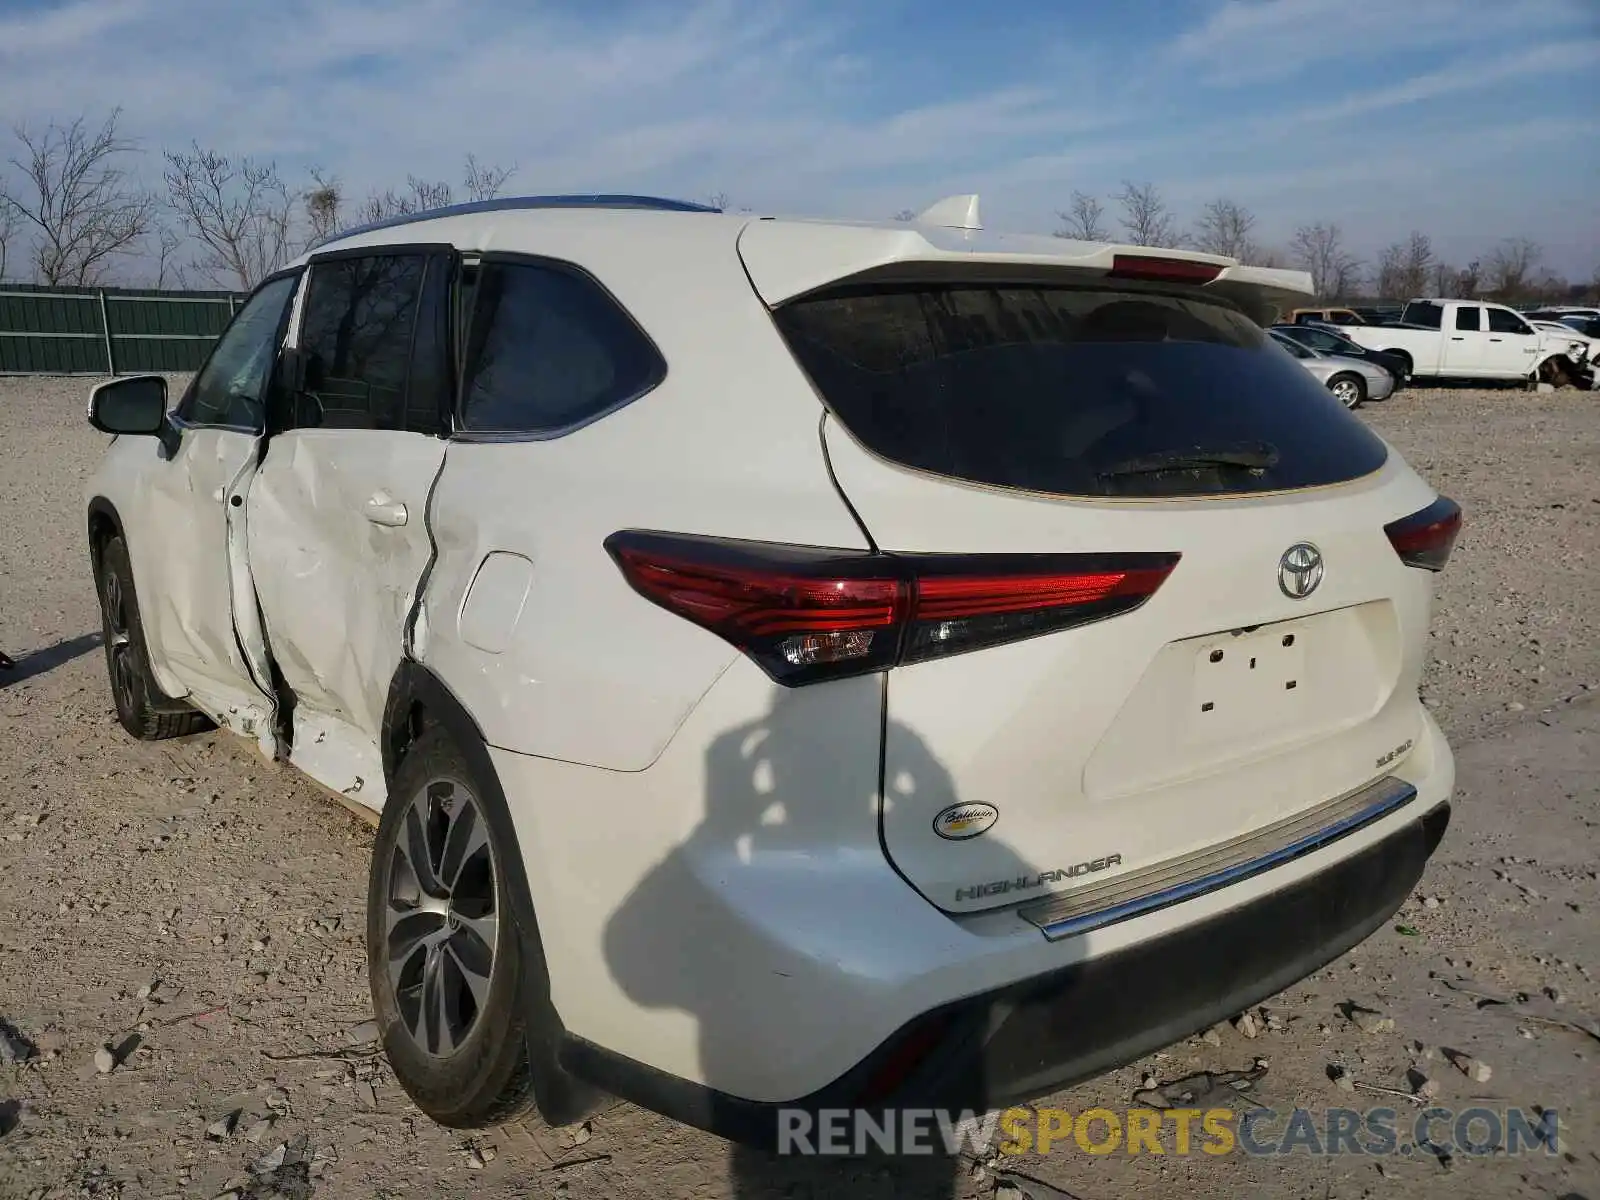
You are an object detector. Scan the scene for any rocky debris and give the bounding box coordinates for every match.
[1232,1010,1261,1039]
[1423,895,1442,910]
[1448,1053,1493,1083]
[243,1117,275,1143]
[205,1109,240,1140]
[1346,1005,1396,1035]
[345,1019,379,1046]
[1132,1063,1268,1109]
[92,1045,117,1075]
[1200,1023,1225,1047]
[0,1020,36,1065]
[1328,1064,1356,1093]
[1408,1068,1441,1100]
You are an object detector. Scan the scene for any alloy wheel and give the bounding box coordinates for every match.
[101,569,137,713]
[1331,379,1361,408]
[383,778,499,1057]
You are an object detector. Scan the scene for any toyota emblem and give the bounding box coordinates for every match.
[1278,543,1324,599]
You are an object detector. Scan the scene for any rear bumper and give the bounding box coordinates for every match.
[557,797,1450,1150]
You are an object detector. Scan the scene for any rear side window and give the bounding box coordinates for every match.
[1402,301,1443,329]
[297,254,428,431]
[773,284,1389,498]
[457,259,664,435]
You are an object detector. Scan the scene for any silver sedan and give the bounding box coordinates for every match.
[1269,330,1395,409]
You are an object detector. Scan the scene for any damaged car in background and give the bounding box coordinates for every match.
[82,192,1460,1149]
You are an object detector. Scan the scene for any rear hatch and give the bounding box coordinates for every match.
[751,233,1448,915]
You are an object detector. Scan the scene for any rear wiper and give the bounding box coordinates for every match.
[1099,442,1280,479]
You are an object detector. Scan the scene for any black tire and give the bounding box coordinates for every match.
[1328,373,1366,410]
[95,535,212,740]
[367,726,536,1128]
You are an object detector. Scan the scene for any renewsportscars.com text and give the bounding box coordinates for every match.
[776,1105,1560,1158]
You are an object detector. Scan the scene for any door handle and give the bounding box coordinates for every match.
[364,493,408,527]
[1489,337,1504,342]
[1450,336,1464,341]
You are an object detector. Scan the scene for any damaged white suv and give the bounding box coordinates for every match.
[83,194,1460,1147]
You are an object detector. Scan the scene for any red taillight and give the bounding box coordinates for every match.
[1106,254,1223,285]
[605,531,1179,685]
[1384,496,1462,571]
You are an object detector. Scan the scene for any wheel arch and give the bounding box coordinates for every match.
[86,496,124,573]
[377,656,607,1127]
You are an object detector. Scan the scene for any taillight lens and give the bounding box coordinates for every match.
[605,530,1179,685]
[1384,496,1462,571]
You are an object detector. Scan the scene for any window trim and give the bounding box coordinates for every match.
[292,242,457,435]
[450,251,668,444]
[171,267,304,435]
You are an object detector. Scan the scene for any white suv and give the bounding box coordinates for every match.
[83,194,1460,1146]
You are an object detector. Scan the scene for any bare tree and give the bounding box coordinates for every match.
[1485,237,1541,300]
[1374,241,1406,300]
[705,191,730,213]
[163,143,295,289]
[152,225,186,288]
[1289,222,1361,300]
[464,154,515,202]
[892,208,916,222]
[1458,259,1482,299]
[1055,191,1108,241]
[1114,181,1181,248]
[356,176,453,225]
[303,168,343,245]
[1430,259,1456,298]
[0,205,15,281]
[1191,198,1257,261]
[1397,231,1434,300]
[0,109,154,285]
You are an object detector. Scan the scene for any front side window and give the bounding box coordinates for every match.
[296,254,428,430]
[457,259,665,435]
[1486,307,1531,335]
[179,274,299,429]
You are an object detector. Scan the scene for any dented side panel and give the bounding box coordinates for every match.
[118,426,278,738]
[246,428,447,798]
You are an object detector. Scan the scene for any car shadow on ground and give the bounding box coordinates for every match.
[0,632,102,688]
[602,684,1053,1199]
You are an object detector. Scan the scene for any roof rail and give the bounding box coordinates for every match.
[312,193,720,249]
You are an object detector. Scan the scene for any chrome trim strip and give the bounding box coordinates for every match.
[1020,775,1418,941]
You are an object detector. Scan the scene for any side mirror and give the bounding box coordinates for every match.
[88,375,168,435]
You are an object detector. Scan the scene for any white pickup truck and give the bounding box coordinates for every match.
[1341,299,1588,384]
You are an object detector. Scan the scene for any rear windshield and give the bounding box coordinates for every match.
[772,284,1389,498]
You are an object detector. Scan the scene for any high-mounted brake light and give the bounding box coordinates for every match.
[604,530,1179,686]
[1106,254,1223,285]
[1384,496,1462,571]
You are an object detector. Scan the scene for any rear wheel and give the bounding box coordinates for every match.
[95,535,211,739]
[1328,373,1366,410]
[368,726,536,1128]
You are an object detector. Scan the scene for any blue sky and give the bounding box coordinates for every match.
[2,0,1597,277]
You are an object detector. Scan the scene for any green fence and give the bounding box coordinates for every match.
[0,284,250,375]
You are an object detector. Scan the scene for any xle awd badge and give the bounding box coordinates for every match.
[933,802,999,841]
[1278,542,1324,599]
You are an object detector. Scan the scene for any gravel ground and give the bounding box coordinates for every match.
[0,377,1596,1200]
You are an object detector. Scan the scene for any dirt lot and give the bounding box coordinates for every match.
[1,377,1597,1200]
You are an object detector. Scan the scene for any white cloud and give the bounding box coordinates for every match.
[1166,0,1597,84]
[0,0,1594,275]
